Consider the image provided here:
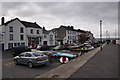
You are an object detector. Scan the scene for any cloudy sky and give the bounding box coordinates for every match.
[1,2,119,38]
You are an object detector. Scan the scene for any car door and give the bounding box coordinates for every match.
[24,53,32,64]
[17,53,25,64]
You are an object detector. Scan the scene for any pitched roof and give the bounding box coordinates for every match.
[20,21,42,29]
[51,28,58,31]
[60,25,73,30]
[59,25,86,33]
[4,18,18,25]
[43,29,51,34]
[4,18,42,29]
[76,29,86,33]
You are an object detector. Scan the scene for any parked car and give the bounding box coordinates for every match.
[11,45,31,57]
[14,52,49,68]
[36,45,50,51]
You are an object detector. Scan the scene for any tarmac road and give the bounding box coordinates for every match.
[2,51,62,78]
[69,43,118,78]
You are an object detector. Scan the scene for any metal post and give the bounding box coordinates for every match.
[100,20,102,50]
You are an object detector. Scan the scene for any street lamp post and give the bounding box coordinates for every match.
[100,20,102,50]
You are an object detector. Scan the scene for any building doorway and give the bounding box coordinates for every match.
[43,41,47,45]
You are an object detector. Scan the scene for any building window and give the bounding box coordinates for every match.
[8,43,13,49]
[69,36,71,40]
[9,34,13,41]
[36,30,39,34]
[14,43,17,47]
[20,27,24,33]
[68,36,69,39]
[18,43,20,46]
[39,37,42,42]
[21,43,25,46]
[68,30,69,34]
[50,35,53,41]
[44,35,47,38]
[30,29,33,34]
[75,36,76,40]
[20,35,24,40]
[9,26,13,32]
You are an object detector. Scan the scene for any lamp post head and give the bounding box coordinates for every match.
[100,20,102,23]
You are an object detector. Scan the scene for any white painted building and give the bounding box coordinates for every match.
[51,28,58,45]
[2,17,43,50]
[0,25,3,43]
[42,27,55,46]
[63,29,77,44]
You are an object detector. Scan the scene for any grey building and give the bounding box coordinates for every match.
[56,25,87,45]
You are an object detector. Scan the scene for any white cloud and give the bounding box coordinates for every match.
[1,2,118,38]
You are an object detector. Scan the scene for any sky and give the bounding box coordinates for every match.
[0,1,119,38]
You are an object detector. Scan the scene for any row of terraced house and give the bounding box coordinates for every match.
[0,17,94,50]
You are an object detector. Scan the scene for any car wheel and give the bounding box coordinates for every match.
[28,62,33,68]
[14,60,18,65]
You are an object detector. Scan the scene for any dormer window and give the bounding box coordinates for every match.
[9,26,13,32]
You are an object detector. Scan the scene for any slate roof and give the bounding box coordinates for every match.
[4,18,42,29]
[51,28,58,31]
[20,21,42,29]
[43,29,51,34]
[59,25,86,33]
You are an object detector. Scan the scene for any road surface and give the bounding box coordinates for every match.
[69,43,118,78]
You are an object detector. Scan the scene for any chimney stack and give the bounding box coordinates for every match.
[71,26,74,29]
[1,17,5,25]
[43,26,45,30]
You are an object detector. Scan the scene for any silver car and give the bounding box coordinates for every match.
[14,52,49,68]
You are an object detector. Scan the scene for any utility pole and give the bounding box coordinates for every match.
[100,20,102,50]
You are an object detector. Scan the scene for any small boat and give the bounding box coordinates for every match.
[70,48,82,52]
[53,52,77,58]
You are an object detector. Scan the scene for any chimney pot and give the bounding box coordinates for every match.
[1,17,5,25]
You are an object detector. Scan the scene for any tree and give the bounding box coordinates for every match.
[77,33,90,44]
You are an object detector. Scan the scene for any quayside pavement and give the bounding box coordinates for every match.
[69,43,118,78]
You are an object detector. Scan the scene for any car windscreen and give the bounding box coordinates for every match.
[33,52,44,57]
